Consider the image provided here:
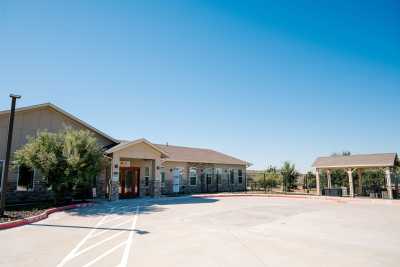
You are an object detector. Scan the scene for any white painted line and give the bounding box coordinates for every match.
[56,209,113,267]
[82,241,127,267]
[120,206,140,267]
[90,219,133,239]
[73,230,126,258]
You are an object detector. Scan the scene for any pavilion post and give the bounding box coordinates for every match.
[326,169,332,189]
[347,168,354,197]
[385,167,393,200]
[357,169,363,196]
[316,168,321,195]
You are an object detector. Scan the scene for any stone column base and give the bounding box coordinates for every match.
[153,180,161,198]
[110,180,119,201]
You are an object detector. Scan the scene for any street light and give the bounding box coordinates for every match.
[0,94,21,216]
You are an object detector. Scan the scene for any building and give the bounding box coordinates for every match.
[0,103,249,204]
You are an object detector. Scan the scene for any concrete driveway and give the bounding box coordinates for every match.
[0,196,399,267]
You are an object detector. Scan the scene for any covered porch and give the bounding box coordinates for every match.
[312,153,399,199]
[105,138,169,200]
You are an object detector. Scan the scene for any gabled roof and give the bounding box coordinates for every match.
[155,144,250,166]
[0,102,119,144]
[312,153,398,169]
[105,138,169,157]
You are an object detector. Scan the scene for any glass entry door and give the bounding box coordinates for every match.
[172,168,182,193]
[120,167,140,198]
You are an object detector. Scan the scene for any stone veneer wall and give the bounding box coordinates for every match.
[161,162,246,195]
[4,165,110,205]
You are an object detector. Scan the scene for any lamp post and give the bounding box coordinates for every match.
[0,94,21,216]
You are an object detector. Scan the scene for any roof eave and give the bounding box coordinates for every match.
[0,102,119,144]
[105,138,169,157]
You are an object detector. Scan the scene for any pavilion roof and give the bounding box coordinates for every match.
[312,153,398,169]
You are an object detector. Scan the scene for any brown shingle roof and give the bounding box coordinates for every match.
[312,153,398,169]
[155,144,249,166]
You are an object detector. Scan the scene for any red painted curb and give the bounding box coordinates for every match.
[0,202,94,230]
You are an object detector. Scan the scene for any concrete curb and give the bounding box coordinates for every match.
[193,193,400,205]
[0,202,94,230]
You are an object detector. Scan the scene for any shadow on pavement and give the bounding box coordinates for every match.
[28,223,150,234]
[64,196,219,217]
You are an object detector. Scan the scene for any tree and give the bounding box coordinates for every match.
[264,171,280,191]
[257,166,281,191]
[331,151,351,157]
[280,161,298,192]
[14,128,104,202]
[63,129,104,198]
[362,170,385,193]
[303,171,316,190]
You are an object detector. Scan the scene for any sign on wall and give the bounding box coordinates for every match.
[120,160,131,167]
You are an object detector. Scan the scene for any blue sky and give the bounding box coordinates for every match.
[0,0,399,172]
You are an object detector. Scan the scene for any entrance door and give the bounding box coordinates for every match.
[120,167,140,198]
[172,168,181,193]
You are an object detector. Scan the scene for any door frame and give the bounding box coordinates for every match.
[119,166,140,198]
[172,168,181,193]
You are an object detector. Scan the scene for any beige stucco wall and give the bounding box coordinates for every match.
[113,142,162,160]
[0,106,116,201]
[0,106,114,161]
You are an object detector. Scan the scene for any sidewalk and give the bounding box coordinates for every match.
[193,192,400,205]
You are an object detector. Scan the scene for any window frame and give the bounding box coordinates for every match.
[144,166,150,187]
[205,168,213,185]
[238,169,243,184]
[160,170,166,187]
[215,168,222,185]
[16,165,35,192]
[189,167,197,186]
[229,169,235,184]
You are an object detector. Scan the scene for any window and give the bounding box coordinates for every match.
[17,165,34,191]
[215,168,222,184]
[144,167,150,187]
[0,160,4,189]
[206,174,212,185]
[238,169,243,184]
[173,167,183,193]
[205,168,212,185]
[189,167,197,186]
[161,171,166,186]
[230,169,235,184]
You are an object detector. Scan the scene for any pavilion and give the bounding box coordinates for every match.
[312,153,399,199]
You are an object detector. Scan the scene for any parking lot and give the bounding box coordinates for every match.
[0,195,399,267]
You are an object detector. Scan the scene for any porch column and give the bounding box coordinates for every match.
[326,169,332,189]
[316,168,321,195]
[153,158,162,197]
[110,154,120,201]
[385,167,393,200]
[347,168,354,197]
[357,169,363,196]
